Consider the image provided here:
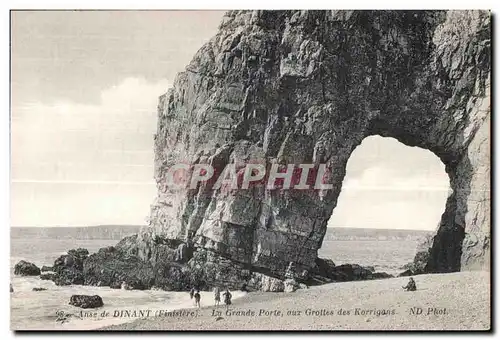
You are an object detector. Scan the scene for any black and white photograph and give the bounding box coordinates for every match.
[9,8,491,331]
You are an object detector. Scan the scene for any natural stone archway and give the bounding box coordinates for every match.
[148,10,490,280]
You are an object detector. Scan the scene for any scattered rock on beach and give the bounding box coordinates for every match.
[10,284,13,293]
[83,246,155,290]
[400,249,430,276]
[51,236,394,294]
[314,262,372,281]
[69,295,103,309]
[50,248,89,285]
[14,260,41,276]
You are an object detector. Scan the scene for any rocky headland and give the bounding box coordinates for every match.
[14,10,490,295]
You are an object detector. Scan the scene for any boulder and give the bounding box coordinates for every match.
[41,266,53,272]
[121,282,132,290]
[10,284,13,293]
[309,259,392,283]
[46,248,90,286]
[64,256,74,267]
[53,248,89,274]
[398,269,413,277]
[53,268,84,286]
[83,246,156,290]
[68,248,90,259]
[371,272,394,279]
[14,260,41,276]
[69,295,103,309]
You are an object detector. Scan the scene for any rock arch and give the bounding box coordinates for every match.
[149,10,490,279]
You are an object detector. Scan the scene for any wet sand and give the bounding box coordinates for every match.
[10,276,247,331]
[102,271,490,331]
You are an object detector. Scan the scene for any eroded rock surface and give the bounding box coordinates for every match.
[147,10,490,280]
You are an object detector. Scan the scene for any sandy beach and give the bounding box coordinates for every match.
[102,271,490,331]
[9,275,247,331]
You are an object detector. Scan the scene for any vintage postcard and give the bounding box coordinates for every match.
[10,10,491,331]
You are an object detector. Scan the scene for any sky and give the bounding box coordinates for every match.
[10,11,450,230]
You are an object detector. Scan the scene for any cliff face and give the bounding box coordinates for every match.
[149,10,490,278]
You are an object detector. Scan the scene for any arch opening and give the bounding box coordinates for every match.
[319,135,451,275]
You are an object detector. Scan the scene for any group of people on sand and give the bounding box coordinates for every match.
[189,286,232,309]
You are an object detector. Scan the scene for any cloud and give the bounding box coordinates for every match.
[11,77,169,226]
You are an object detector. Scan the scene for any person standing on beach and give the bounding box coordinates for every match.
[213,287,221,306]
[189,287,195,299]
[223,289,232,310]
[194,290,201,308]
